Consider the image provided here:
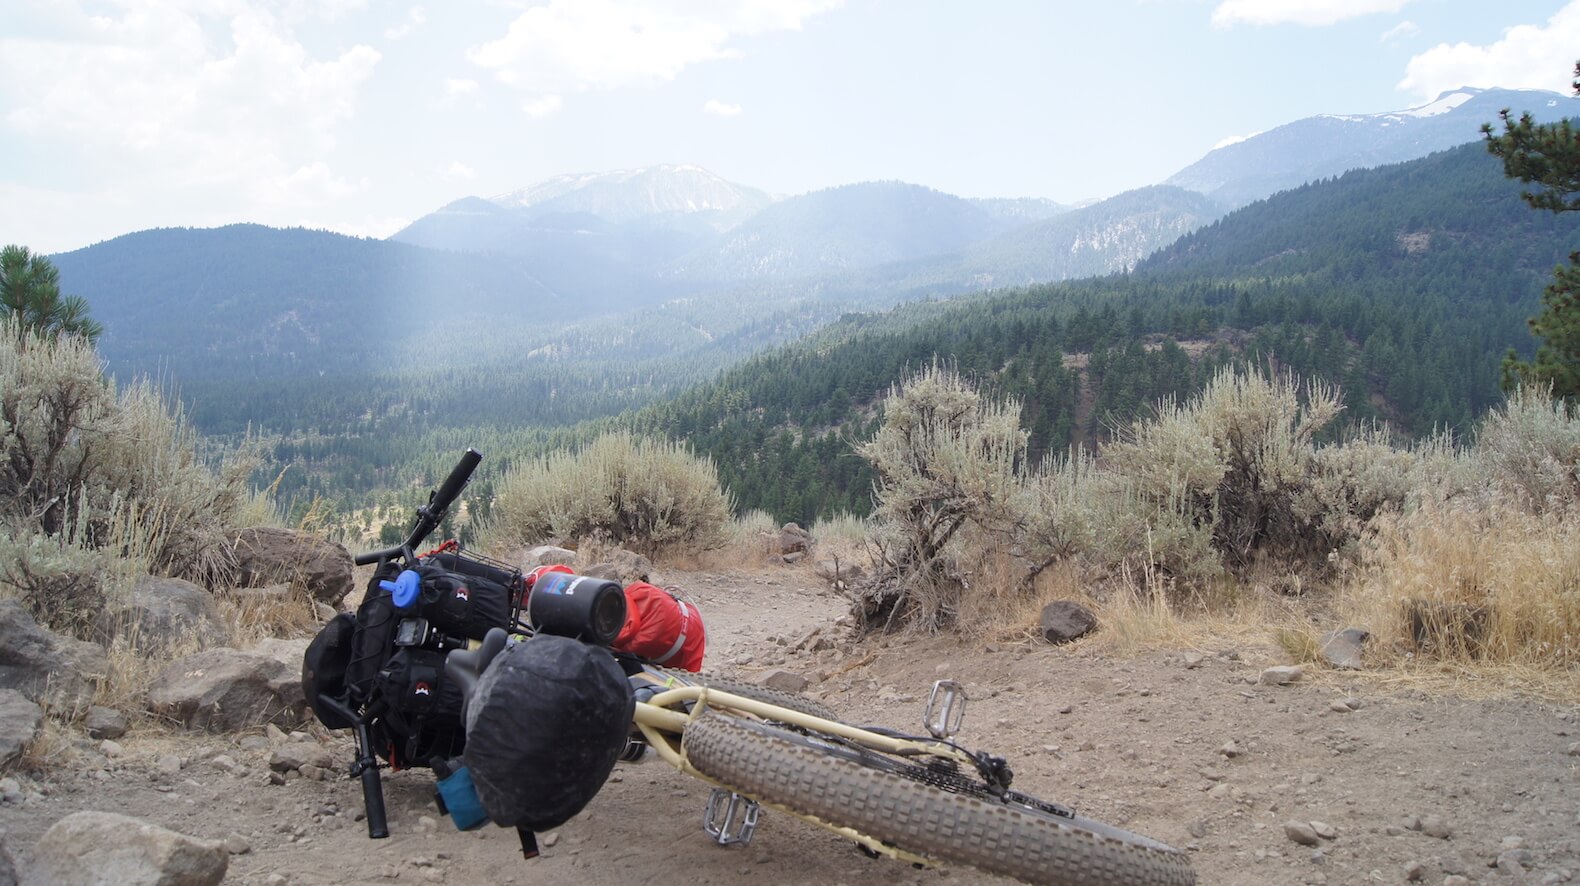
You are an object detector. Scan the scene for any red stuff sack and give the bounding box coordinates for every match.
[612,582,706,672]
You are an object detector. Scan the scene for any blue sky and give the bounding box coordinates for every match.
[3,0,1577,254]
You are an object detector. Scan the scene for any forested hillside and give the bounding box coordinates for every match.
[637,141,1579,524]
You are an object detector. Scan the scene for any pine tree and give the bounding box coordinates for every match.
[0,245,102,343]
[1485,62,1580,398]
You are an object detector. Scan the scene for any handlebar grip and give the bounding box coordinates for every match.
[354,546,401,567]
[361,759,389,839]
[428,448,482,519]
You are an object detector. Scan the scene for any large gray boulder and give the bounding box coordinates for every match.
[23,811,227,886]
[0,600,109,711]
[96,575,228,654]
[146,648,306,733]
[0,690,43,771]
[226,527,353,605]
[778,523,812,555]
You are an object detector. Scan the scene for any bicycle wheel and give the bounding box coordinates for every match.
[684,713,1194,886]
[680,672,838,721]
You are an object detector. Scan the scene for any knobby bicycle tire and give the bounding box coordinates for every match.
[684,713,1195,886]
[656,669,839,721]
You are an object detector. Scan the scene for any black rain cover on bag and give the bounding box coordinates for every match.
[461,634,635,831]
[302,612,357,730]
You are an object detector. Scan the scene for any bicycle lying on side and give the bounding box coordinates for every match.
[305,449,1196,886]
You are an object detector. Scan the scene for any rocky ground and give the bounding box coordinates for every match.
[2,564,1579,885]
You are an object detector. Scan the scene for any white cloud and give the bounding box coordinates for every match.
[1,4,378,183]
[442,161,477,181]
[446,78,480,95]
[1212,0,1408,28]
[522,95,564,117]
[385,6,427,40]
[1398,2,1580,101]
[704,99,742,116]
[0,2,380,246]
[1380,20,1418,44]
[469,0,840,105]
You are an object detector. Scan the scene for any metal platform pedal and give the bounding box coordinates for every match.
[925,679,967,739]
[703,788,762,846]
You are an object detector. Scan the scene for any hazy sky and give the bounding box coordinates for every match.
[3,0,1577,254]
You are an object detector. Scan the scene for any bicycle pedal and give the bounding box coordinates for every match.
[702,788,761,846]
[925,679,967,739]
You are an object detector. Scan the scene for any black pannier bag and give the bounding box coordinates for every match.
[302,613,357,730]
[373,646,468,765]
[461,634,635,831]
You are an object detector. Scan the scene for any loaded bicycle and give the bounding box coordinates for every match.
[302,449,1195,885]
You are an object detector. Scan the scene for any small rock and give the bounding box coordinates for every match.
[313,602,337,622]
[225,833,251,855]
[1284,821,1321,846]
[761,670,810,694]
[543,832,560,848]
[1420,816,1452,839]
[1259,665,1305,686]
[270,742,335,773]
[1188,820,1208,838]
[84,706,130,740]
[99,739,125,759]
[1403,815,1423,831]
[1310,821,1336,840]
[1183,652,1206,669]
[265,724,289,744]
[266,875,287,886]
[1403,859,1425,881]
[1497,848,1534,871]
[156,754,183,775]
[238,736,270,752]
[1318,627,1369,669]
[1443,877,1470,886]
[1567,741,1580,757]
[299,764,325,781]
[1037,601,1097,644]
[1219,740,1242,758]
[1342,697,1362,710]
[1328,700,1352,714]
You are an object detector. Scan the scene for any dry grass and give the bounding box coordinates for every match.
[1342,503,1580,670]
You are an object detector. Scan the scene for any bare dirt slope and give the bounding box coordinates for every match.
[3,565,1578,886]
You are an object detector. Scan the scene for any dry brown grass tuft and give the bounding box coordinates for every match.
[1342,503,1580,671]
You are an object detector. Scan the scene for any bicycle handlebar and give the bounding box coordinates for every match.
[353,448,482,566]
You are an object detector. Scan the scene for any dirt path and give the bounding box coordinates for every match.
[3,565,1578,885]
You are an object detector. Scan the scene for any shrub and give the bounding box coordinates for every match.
[1105,366,1344,578]
[854,364,1027,632]
[0,318,253,627]
[1470,386,1580,513]
[484,431,733,556]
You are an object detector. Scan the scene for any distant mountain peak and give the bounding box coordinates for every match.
[488,164,772,226]
[1167,85,1580,208]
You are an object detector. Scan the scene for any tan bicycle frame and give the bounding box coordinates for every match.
[627,683,985,865]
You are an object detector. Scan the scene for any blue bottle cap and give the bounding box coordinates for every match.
[379,569,423,609]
